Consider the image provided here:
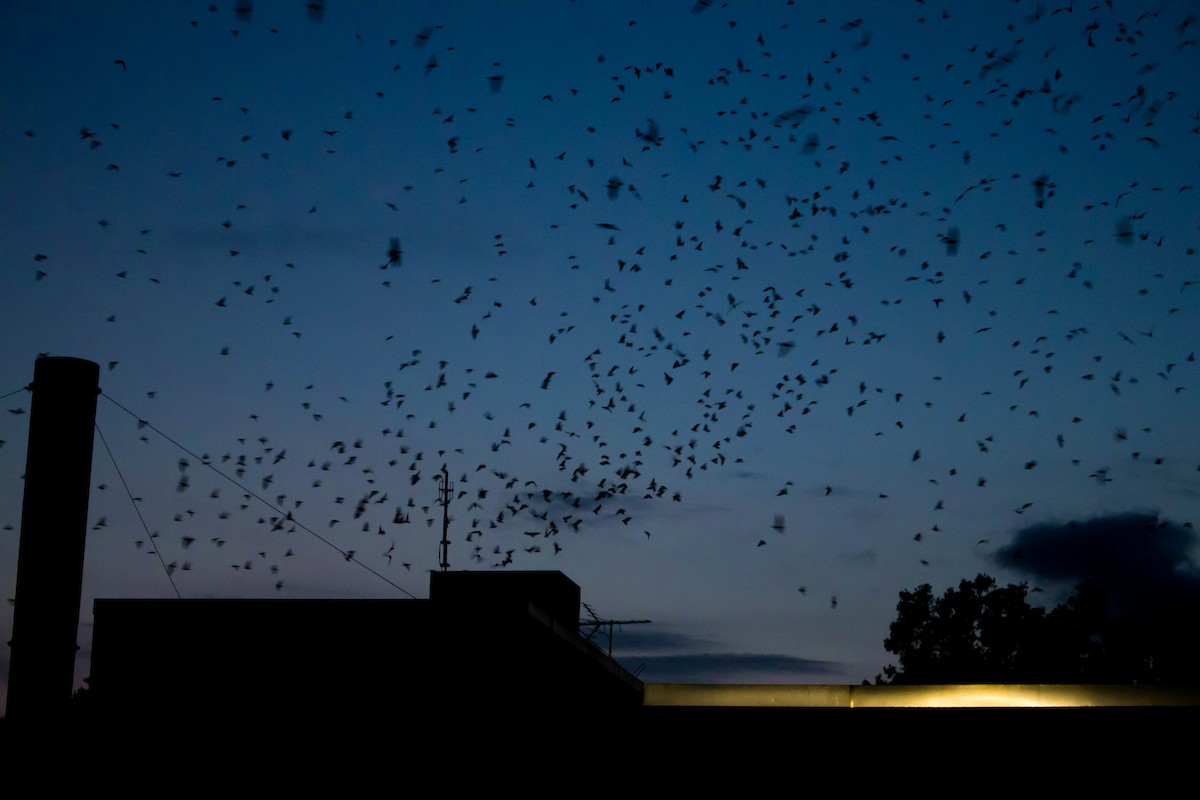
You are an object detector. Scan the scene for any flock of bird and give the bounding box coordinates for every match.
[1,1,1198,679]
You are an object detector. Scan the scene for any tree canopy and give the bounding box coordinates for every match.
[876,574,1199,685]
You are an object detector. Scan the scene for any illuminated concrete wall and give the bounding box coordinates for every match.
[643,682,1200,708]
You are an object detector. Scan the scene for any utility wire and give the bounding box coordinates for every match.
[0,385,31,403]
[95,422,182,599]
[100,392,417,598]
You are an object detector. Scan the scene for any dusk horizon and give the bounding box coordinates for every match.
[2,1,1198,710]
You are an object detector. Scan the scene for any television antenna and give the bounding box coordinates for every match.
[580,601,650,657]
[437,465,453,572]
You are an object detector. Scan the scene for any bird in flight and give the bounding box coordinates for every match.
[385,237,403,268]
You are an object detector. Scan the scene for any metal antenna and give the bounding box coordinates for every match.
[580,601,650,657]
[437,465,453,572]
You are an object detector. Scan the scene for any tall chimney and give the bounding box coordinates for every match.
[6,357,100,722]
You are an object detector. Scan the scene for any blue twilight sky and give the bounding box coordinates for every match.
[2,0,1199,707]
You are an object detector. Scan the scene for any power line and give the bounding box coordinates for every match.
[0,384,31,403]
[99,392,418,599]
[95,422,182,599]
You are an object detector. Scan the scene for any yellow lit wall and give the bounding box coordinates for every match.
[642,683,1200,709]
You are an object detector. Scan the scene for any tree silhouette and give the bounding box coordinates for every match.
[877,574,1199,684]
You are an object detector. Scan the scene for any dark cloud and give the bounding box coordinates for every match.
[621,652,842,684]
[995,512,1200,618]
[608,626,720,654]
[529,482,664,526]
[611,626,841,683]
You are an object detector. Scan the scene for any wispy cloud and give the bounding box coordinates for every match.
[612,626,841,683]
[621,652,842,684]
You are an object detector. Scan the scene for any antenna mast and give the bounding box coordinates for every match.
[437,465,453,572]
[580,602,650,657]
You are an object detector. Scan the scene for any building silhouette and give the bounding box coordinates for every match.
[88,570,643,727]
[4,356,1199,780]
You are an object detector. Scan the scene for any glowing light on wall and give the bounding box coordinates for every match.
[643,683,1200,709]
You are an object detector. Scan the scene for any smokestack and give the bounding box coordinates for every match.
[6,357,100,723]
